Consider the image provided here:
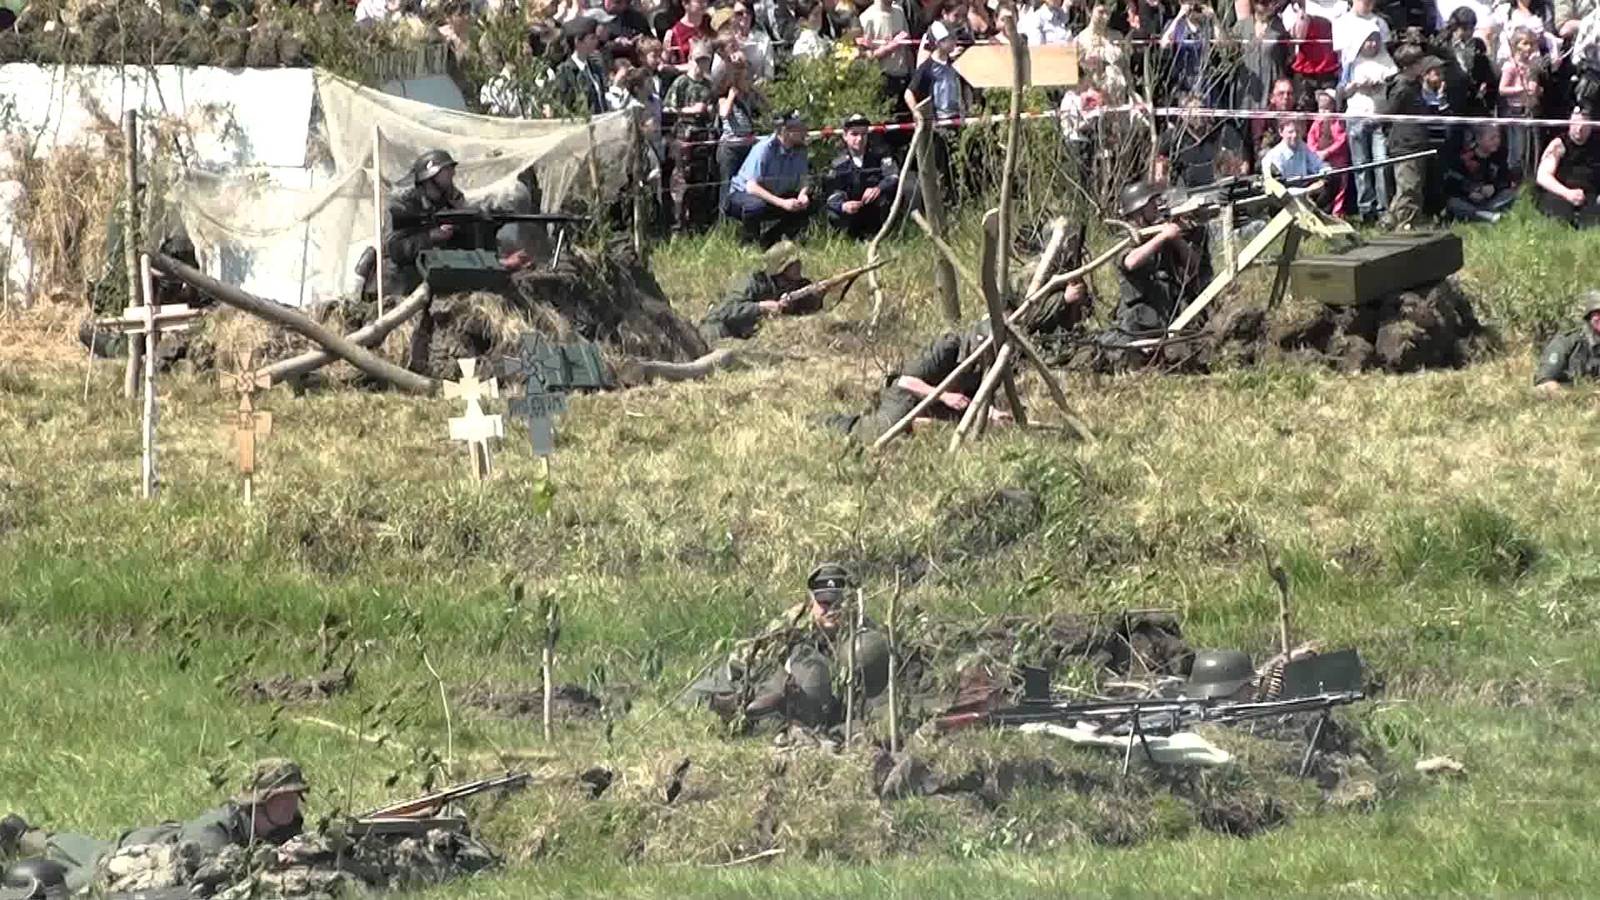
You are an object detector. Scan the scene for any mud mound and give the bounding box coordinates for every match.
[459,684,605,721]
[1206,278,1490,373]
[406,249,708,382]
[237,668,354,704]
[917,610,1190,684]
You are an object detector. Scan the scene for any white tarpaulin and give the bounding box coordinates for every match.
[1,64,631,306]
[0,64,316,169]
[176,76,631,305]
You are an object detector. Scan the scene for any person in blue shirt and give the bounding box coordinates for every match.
[1259,117,1331,180]
[725,110,815,246]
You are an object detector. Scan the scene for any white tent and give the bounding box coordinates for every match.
[0,64,630,306]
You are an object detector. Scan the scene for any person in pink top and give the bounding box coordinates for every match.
[1498,26,1545,175]
[1308,88,1351,215]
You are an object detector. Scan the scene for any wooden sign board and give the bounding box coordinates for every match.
[953,43,1078,90]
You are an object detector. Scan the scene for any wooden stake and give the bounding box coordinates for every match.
[1004,322,1096,443]
[914,116,959,323]
[978,209,1026,430]
[910,210,982,289]
[886,573,900,756]
[122,111,143,400]
[629,110,647,261]
[843,587,862,746]
[948,342,1014,452]
[586,120,604,219]
[373,125,385,318]
[542,597,560,742]
[139,255,157,498]
[1025,217,1070,300]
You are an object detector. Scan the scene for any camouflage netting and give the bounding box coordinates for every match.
[397,247,710,384]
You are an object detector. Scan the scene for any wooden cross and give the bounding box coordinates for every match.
[508,389,568,461]
[94,293,202,499]
[220,352,273,504]
[444,358,504,481]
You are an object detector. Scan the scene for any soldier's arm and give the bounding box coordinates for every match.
[1534,334,1577,388]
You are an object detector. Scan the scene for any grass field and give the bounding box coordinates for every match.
[4,203,1600,897]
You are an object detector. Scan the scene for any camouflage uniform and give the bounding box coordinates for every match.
[686,564,890,728]
[664,69,719,231]
[2,760,307,896]
[699,242,817,340]
[1534,294,1600,386]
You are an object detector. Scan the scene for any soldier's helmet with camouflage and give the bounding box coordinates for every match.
[0,857,69,900]
[1577,290,1600,321]
[234,758,310,806]
[763,241,802,277]
[1184,649,1254,699]
[411,149,459,185]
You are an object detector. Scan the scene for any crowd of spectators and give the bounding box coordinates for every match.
[5,0,1599,237]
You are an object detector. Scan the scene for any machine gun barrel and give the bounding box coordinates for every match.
[1164,149,1437,218]
[391,208,590,230]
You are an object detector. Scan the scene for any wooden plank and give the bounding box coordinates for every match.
[953,43,1078,90]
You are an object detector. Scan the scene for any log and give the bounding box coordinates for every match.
[260,284,430,385]
[150,253,439,395]
[1026,217,1070,300]
[619,348,749,384]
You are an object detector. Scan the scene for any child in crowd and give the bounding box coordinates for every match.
[1308,89,1351,215]
[1498,26,1544,175]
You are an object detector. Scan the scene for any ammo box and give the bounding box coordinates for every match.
[1289,232,1462,306]
[417,249,509,294]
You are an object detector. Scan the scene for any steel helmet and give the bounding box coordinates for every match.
[1118,180,1164,217]
[1576,290,1600,321]
[1,858,69,900]
[1185,649,1254,699]
[411,149,458,184]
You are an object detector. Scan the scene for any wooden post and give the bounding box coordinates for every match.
[843,587,862,746]
[915,115,960,323]
[222,352,273,505]
[542,597,560,742]
[629,110,647,261]
[122,111,143,400]
[1026,218,1070,300]
[373,125,385,318]
[586,120,604,222]
[886,573,900,755]
[139,255,157,498]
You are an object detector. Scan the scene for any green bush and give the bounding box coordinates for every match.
[765,55,892,166]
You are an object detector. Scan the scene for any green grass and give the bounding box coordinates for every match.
[5,212,1600,896]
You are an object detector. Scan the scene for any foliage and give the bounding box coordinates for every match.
[765,55,892,165]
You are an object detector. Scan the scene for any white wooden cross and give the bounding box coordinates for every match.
[444,358,504,481]
[220,352,273,504]
[94,261,201,499]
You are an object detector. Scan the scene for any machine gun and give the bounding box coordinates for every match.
[936,650,1365,775]
[1162,150,1437,219]
[389,207,590,231]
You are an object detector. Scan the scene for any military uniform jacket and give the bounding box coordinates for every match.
[699,270,815,339]
[1534,329,1600,385]
[824,149,900,215]
[384,182,471,270]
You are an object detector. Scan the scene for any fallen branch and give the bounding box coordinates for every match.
[703,848,785,868]
[291,715,412,752]
[150,253,438,396]
[260,284,430,385]
[619,348,751,384]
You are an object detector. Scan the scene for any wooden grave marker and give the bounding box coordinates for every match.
[220,352,273,504]
[94,284,202,498]
[443,358,504,480]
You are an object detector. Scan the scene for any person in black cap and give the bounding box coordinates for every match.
[725,109,815,246]
[682,563,889,730]
[824,113,908,239]
[549,16,608,116]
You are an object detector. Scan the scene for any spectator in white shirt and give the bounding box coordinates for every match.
[1332,0,1391,65]
[1020,0,1075,45]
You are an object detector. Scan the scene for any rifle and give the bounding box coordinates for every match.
[356,771,533,822]
[390,207,590,231]
[1163,150,1437,219]
[777,258,891,309]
